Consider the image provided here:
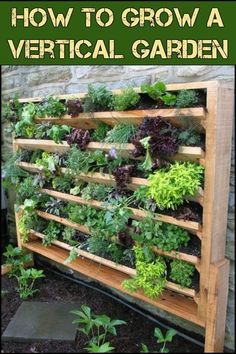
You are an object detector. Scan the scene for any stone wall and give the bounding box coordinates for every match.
[1,65,235,350]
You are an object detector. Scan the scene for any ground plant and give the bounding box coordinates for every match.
[141,327,177,353]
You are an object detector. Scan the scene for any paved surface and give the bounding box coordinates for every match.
[2,302,79,342]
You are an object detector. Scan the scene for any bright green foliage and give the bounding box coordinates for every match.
[70,184,83,196]
[19,209,39,243]
[113,88,140,111]
[91,122,111,141]
[147,162,204,210]
[176,90,199,108]
[71,305,126,353]
[16,176,38,205]
[14,102,37,138]
[104,206,133,235]
[2,152,29,187]
[64,247,78,264]
[139,136,153,172]
[34,122,52,139]
[105,124,136,144]
[48,124,71,144]
[35,97,66,118]
[123,246,167,298]
[52,174,73,192]
[84,84,114,111]
[169,259,195,288]
[141,327,177,353]
[35,152,59,177]
[81,183,113,201]
[3,245,33,277]
[132,215,189,251]
[43,221,62,246]
[14,268,45,299]
[141,81,176,105]
[62,227,78,246]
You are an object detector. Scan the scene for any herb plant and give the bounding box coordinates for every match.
[113,88,140,111]
[35,97,66,118]
[43,221,62,246]
[35,152,60,177]
[16,176,38,205]
[81,183,113,201]
[105,124,136,144]
[14,102,37,138]
[45,197,65,216]
[71,305,126,353]
[147,162,204,210]
[48,124,71,144]
[176,90,199,108]
[66,128,90,150]
[84,84,114,111]
[18,209,39,243]
[52,174,73,192]
[91,122,111,142]
[141,327,177,353]
[141,81,176,106]
[14,268,45,299]
[2,152,29,187]
[169,259,195,288]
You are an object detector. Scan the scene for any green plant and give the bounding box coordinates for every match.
[2,96,22,123]
[141,81,176,106]
[34,122,52,139]
[81,183,113,201]
[139,136,153,172]
[35,152,60,177]
[45,197,65,216]
[3,244,33,277]
[105,124,136,144]
[177,128,203,146]
[140,327,177,353]
[131,215,190,251]
[64,247,78,264]
[71,305,126,353]
[176,90,199,108]
[62,227,78,246]
[16,176,38,205]
[52,174,73,192]
[84,84,114,111]
[123,246,167,298]
[48,124,71,144]
[14,102,37,138]
[169,259,195,288]
[14,267,45,299]
[113,87,140,111]
[147,162,204,210]
[18,209,39,243]
[43,221,62,246]
[35,96,66,118]
[2,152,29,187]
[91,122,111,141]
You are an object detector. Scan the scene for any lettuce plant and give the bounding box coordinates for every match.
[113,87,140,111]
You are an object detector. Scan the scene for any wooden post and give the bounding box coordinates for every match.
[205,260,230,352]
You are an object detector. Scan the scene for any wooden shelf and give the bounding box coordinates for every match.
[14,139,205,164]
[22,239,203,326]
[36,209,201,267]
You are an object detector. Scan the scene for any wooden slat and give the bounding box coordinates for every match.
[40,189,202,235]
[35,209,200,267]
[22,240,204,326]
[14,139,205,164]
[1,264,12,275]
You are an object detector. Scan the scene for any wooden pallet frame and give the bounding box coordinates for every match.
[13,80,233,352]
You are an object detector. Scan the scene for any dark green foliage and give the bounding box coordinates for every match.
[177,128,203,146]
[81,183,113,201]
[169,259,195,288]
[2,152,29,187]
[105,124,136,144]
[34,122,52,139]
[113,88,140,111]
[83,84,114,111]
[176,90,199,108]
[2,96,22,123]
[91,122,111,141]
[35,97,66,118]
[45,197,65,216]
[62,227,78,246]
[16,176,38,205]
[52,174,73,192]
[43,221,62,246]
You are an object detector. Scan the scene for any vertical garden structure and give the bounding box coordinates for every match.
[12,80,233,352]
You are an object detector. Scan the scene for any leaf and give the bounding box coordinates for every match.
[140,343,150,353]
[154,327,165,342]
[165,328,177,342]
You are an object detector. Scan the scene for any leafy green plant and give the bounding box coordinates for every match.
[169,259,195,288]
[43,221,62,246]
[45,197,65,216]
[147,162,204,210]
[105,124,136,144]
[48,124,71,144]
[2,152,29,187]
[123,246,167,298]
[131,215,190,251]
[2,96,22,123]
[141,81,176,106]
[35,152,60,177]
[62,227,78,246]
[91,122,111,141]
[81,183,113,201]
[14,268,45,299]
[35,96,66,118]
[83,84,114,112]
[34,122,52,139]
[71,305,126,353]
[176,90,199,108]
[52,174,73,192]
[16,176,38,205]
[140,327,177,353]
[177,128,203,147]
[139,136,153,172]
[18,209,39,243]
[3,245,33,277]
[64,247,78,264]
[113,87,140,111]
[14,102,37,138]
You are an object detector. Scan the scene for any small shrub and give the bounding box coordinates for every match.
[35,97,66,118]
[169,259,195,288]
[176,90,199,108]
[83,84,114,111]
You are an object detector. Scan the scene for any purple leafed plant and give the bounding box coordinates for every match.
[66,128,90,150]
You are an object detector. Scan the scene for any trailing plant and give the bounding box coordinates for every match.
[141,81,176,106]
[83,84,114,111]
[147,162,204,210]
[2,96,22,123]
[91,122,111,142]
[132,215,190,251]
[14,267,45,299]
[43,221,62,246]
[140,327,177,353]
[35,96,66,118]
[2,152,29,187]
[3,245,33,277]
[52,174,73,192]
[113,87,140,111]
[176,90,199,108]
[16,176,38,205]
[122,246,167,298]
[66,128,90,150]
[48,124,71,144]
[66,99,83,116]
[18,209,39,243]
[64,247,78,264]
[62,227,78,246]
[71,305,126,353]
[169,259,195,288]
[45,197,65,216]
[105,123,136,144]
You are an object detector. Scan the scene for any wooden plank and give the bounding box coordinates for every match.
[1,264,12,275]
[15,207,23,248]
[35,209,200,267]
[205,260,230,352]
[14,139,205,164]
[40,188,202,235]
[198,80,234,321]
